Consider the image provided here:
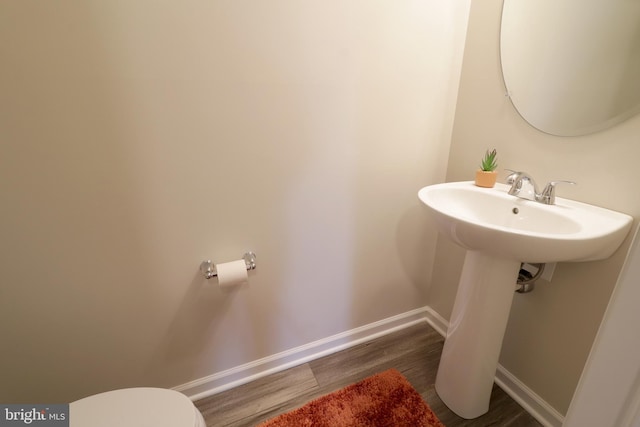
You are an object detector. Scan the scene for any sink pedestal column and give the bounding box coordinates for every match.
[435,250,521,419]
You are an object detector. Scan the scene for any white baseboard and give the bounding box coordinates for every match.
[173,307,431,401]
[422,307,565,427]
[495,366,564,427]
[175,304,565,427]
[421,305,449,337]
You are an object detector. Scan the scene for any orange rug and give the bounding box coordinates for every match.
[258,369,445,427]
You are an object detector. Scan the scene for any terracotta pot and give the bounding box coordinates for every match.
[475,170,497,188]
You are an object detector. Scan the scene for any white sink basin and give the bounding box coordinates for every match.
[418,181,632,263]
[418,181,633,419]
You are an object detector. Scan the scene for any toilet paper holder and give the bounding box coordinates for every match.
[200,252,256,279]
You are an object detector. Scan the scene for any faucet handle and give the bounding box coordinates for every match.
[505,169,521,185]
[540,180,576,205]
[505,169,520,184]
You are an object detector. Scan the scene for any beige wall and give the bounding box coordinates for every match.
[430,0,640,415]
[0,1,470,402]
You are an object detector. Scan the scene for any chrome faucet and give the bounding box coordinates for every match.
[506,171,539,201]
[506,170,575,205]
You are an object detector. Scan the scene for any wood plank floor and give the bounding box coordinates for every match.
[195,322,543,427]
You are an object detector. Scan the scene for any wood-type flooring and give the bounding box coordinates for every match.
[195,322,543,427]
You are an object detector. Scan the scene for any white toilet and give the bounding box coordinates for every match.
[70,387,206,427]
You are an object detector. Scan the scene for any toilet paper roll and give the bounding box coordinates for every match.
[216,259,248,288]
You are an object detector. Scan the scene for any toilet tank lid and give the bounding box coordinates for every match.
[70,387,200,427]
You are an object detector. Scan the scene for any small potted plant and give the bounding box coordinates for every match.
[475,149,498,188]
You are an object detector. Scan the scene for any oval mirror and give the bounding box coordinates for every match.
[500,0,640,136]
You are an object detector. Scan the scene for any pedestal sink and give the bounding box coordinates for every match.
[418,181,633,419]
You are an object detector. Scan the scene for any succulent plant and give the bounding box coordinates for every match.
[480,149,498,172]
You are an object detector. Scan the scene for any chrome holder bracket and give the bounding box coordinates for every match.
[200,252,256,280]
